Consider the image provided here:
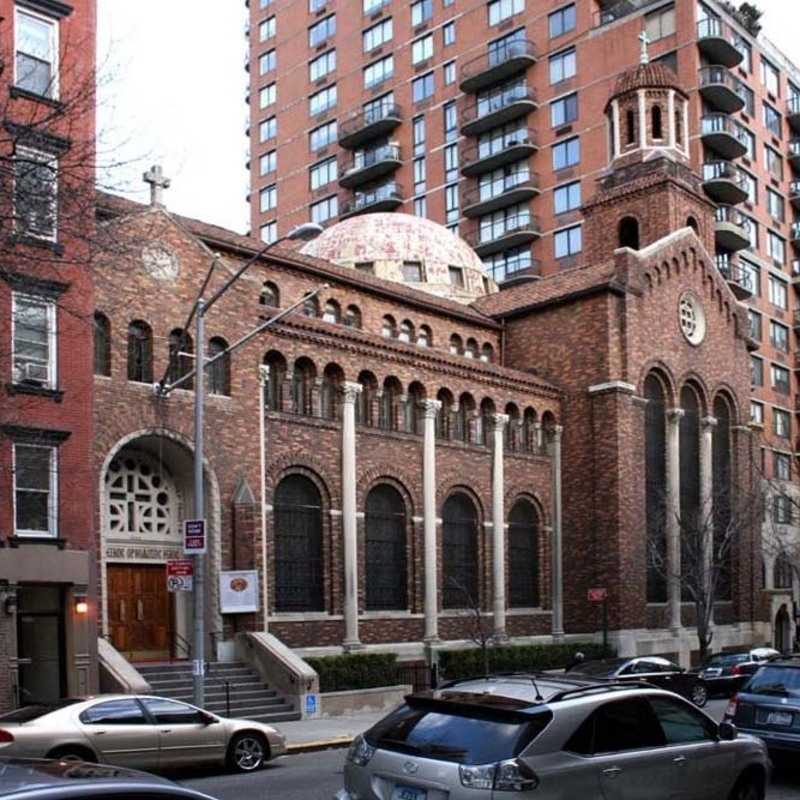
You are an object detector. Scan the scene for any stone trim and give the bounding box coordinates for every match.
[1,424,70,444]
[17,0,73,19]
[588,381,636,395]
[3,121,71,154]
[0,271,69,298]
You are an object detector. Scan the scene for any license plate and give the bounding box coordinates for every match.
[392,786,426,800]
[766,711,793,727]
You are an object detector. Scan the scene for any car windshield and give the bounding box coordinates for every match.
[365,702,552,765]
[707,654,748,666]
[746,667,800,698]
[0,700,81,722]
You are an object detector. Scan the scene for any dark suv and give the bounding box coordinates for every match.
[725,657,800,758]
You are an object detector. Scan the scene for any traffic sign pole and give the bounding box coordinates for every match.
[193,299,206,708]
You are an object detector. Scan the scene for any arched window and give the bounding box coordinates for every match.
[508,499,539,607]
[522,408,537,453]
[680,385,702,600]
[675,109,683,146]
[357,371,377,426]
[436,389,454,440]
[455,393,475,443]
[207,337,230,396]
[645,373,667,603]
[398,320,414,343]
[480,343,494,363]
[449,334,463,355]
[619,216,640,250]
[686,216,698,233]
[626,108,636,145]
[323,299,341,324]
[344,305,362,329]
[260,282,279,307]
[478,398,496,447]
[417,325,432,347]
[465,338,478,359]
[274,474,324,612]
[713,395,733,600]
[381,315,397,338]
[407,382,425,434]
[505,403,520,452]
[380,377,402,431]
[442,493,479,608]
[263,350,287,411]
[94,312,111,377]
[168,329,194,390]
[303,295,320,317]
[127,320,153,383]
[292,358,316,415]
[365,484,408,610]
[651,105,663,140]
[321,364,343,420]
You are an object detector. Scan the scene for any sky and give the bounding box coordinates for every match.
[96,0,800,237]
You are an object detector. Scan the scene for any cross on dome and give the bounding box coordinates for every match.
[639,30,651,65]
[143,164,171,207]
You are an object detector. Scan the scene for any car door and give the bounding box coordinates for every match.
[78,698,159,769]
[141,697,226,769]
[646,694,735,800]
[630,660,674,694]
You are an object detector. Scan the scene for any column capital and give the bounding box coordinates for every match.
[667,407,685,423]
[420,399,442,419]
[341,381,363,404]
[701,415,718,430]
[552,424,563,441]
[491,413,509,431]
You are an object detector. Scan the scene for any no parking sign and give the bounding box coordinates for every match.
[167,559,194,592]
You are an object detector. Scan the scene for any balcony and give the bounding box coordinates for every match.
[793,308,800,332]
[789,139,800,169]
[702,161,748,205]
[340,182,403,219]
[714,205,751,251]
[499,259,542,287]
[461,131,539,177]
[700,114,748,160]
[459,39,537,94]
[463,213,542,257]
[792,259,800,282]
[338,103,403,149]
[696,18,744,69]
[699,67,745,115]
[716,258,754,300]
[463,173,541,218]
[460,82,538,137]
[593,0,664,26]
[792,222,800,250]
[790,182,800,211]
[338,144,401,189]
[789,96,800,133]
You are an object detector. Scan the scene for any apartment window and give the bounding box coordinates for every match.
[443,101,457,141]
[744,214,758,251]
[413,157,426,194]
[488,0,523,26]
[774,495,792,525]
[444,60,456,85]
[554,224,582,258]
[770,320,789,353]
[15,7,58,99]
[751,355,763,387]
[413,115,426,156]
[310,120,337,151]
[445,183,459,224]
[775,452,791,480]
[260,184,277,212]
[767,188,785,223]
[445,143,459,182]
[478,161,529,201]
[259,82,276,109]
[310,156,337,190]
[769,275,788,309]
[363,0,385,12]
[765,145,783,180]
[310,49,336,82]
[768,231,786,265]
[411,0,433,26]
[761,57,780,96]
[260,116,277,142]
[739,126,755,159]
[310,0,326,11]
[552,136,580,170]
[479,203,529,243]
[554,181,581,214]
[750,401,764,425]
[772,364,790,395]
[443,0,454,6]
[742,259,760,296]
[364,55,393,88]
[412,72,435,103]
[14,147,57,241]
[260,221,277,244]
[363,18,392,52]
[735,35,752,72]
[549,48,576,85]
[412,34,433,64]
[763,102,782,137]
[443,21,455,46]
[738,83,755,116]
[791,83,800,114]
[550,93,578,127]
[482,246,531,283]
[414,196,427,217]
[259,49,276,75]
[260,150,277,176]
[309,15,336,47]
[310,195,338,224]
[739,170,756,205]
[402,261,424,282]
[748,309,762,341]
[259,16,276,41]
[644,4,675,41]
[774,409,791,440]
[449,266,465,287]
[12,293,56,387]
[549,4,576,38]
[309,84,337,115]
[13,443,57,538]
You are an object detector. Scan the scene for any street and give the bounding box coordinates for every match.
[177,701,800,800]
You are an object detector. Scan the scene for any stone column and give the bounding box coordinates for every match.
[341,381,362,650]
[667,90,676,148]
[700,416,717,626]
[422,399,442,643]
[551,425,565,638]
[666,408,685,634]
[491,414,509,639]
[611,99,621,158]
[638,90,647,148]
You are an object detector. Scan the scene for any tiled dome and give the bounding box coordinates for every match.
[301,213,496,303]
[609,62,686,103]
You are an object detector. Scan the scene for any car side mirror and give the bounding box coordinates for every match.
[718,721,738,741]
[199,712,218,725]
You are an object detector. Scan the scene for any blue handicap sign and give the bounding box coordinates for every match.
[305,694,318,715]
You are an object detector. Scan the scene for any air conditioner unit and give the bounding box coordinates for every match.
[21,362,49,384]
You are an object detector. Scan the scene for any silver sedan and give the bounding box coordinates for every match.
[0,695,287,773]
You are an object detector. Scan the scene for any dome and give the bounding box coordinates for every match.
[608,62,687,105]
[300,213,497,303]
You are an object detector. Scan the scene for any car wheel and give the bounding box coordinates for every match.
[47,747,94,763]
[228,732,268,772]
[690,683,708,707]
[729,775,763,800]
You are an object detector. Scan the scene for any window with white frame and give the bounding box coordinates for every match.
[12,293,56,388]
[14,147,57,241]
[443,60,456,85]
[15,7,58,99]
[311,195,338,224]
[488,0,524,26]
[13,443,57,537]
[310,156,337,190]
[260,16,276,41]
[767,188,785,223]
[770,320,789,352]
[363,18,392,52]
[309,84,337,115]
[412,34,433,65]
[750,401,764,425]
[774,408,791,439]
[761,56,780,96]
[769,275,788,309]
[260,184,277,212]
[772,363,790,395]
[549,47,576,84]
[738,82,754,115]
[364,55,393,88]
[768,231,786,265]
[411,0,432,26]
[775,451,791,481]
[260,150,277,176]
[763,102,782,137]
[309,15,336,47]
[259,82,276,108]
[735,34,752,72]
[310,50,336,82]
[260,221,277,244]
[259,49,276,75]
[443,21,455,46]
[260,116,277,142]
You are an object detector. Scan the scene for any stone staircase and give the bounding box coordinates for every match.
[136,661,300,723]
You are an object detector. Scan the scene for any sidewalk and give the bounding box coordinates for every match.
[277,711,386,754]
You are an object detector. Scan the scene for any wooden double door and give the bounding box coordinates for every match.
[108,564,174,661]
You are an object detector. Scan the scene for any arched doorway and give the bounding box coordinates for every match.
[775,604,791,653]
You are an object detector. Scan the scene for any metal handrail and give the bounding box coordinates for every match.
[203,662,232,718]
[461,131,538,166]
[702,160,744,184]
[788,96,800,116]
[699,65,739,91]
[715,204,751,231]
[461,81,536,125]
[460,39,536,82]
[464,214,541,247]
[341,143,401,174]
[342,182,403,214]
[700,113,745,142]
[697,17,736,43]
[339,102,402,139]
[789,140,800,157]
[792,222,800,240]
[463,174,540,208]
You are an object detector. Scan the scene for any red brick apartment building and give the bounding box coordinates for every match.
[246,0,800,633]
[0,0,98,708]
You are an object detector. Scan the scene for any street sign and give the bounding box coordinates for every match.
[588,587,608,602]
[167,559,193,592]
[184,518,206,555]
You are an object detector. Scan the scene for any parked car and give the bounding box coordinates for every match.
[0,757,217,800]
[724,656,800,759]
[692,648,780,698]
[336,673,769,800]
[566,656,709,707]
[0,695,286,773]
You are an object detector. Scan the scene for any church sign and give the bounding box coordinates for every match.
[219,571,259,614]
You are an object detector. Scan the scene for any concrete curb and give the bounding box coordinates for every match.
[286,735,354,754]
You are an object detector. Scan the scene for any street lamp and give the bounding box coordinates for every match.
[156,221,323,708]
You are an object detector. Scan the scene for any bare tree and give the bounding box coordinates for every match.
[446,577,494,677]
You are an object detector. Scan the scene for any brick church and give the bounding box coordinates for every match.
[87,57,767,684]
